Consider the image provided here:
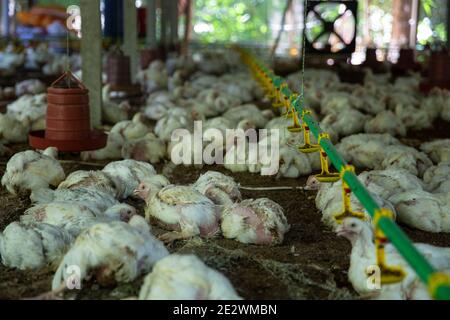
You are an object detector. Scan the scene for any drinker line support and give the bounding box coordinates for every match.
[237,47,450,300]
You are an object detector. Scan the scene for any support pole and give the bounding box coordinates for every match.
[123,0,138,80]
[409,0,419,48]
[146,0,157,48]
[391,0,413,49]
[160,0,168,48]
[80,0,102,127]
[182,0,192,55]
[447,0,450,50]
[0,0,9,37]
[169,0,179,47]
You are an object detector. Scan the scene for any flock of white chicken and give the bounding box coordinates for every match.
[1,45,450,300]
[0,145,290,299]
[283,67,450,299]
[0,43,81,77]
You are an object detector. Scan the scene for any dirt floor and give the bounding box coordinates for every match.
[1,124,450,300]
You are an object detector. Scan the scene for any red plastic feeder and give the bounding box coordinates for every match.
[419,51,450,93]
[29,71,107,152]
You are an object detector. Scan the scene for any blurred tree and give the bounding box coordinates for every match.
[417,0,447,47]
[192,0,285,44]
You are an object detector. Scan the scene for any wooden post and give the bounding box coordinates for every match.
[123,0,138,80]
[146,0,157,48]
[183,0,192,52]
[80,0,102,128]
[391,0,413,49]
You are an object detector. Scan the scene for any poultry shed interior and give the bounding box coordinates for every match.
[1,0,450,302]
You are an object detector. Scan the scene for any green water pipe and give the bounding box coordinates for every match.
[244,51,450,300]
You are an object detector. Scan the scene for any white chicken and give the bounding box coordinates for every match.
[51,215,169,290]
[102,84,131,124]
[136,60,169,94]
[30,187,119,216]
[364,110,407,137]
[0,222,73,270]
[389,190,450,233]
[192,89,237,117]
[351,86,386,115]
[110,112,150,141]
[278,142,313,178]
[221,198,289,245]
[315,179,396,231]
[336,133,400,169]
[142,100,176,120]
[222,104,273,128]
[337,217,450,299]
[102,159,158,199]
[135,181,220,243]
[192,171,241,206]
[320,92,358,115]
[357,168,425,200]
[394,104,434,131]
[0,113,29,143]
[0,51,25,75]
[1,147,65,196]
[57,170,119,197]
[420,139,450,164]
[423,162,450,193]
[80,132,124,161]
[139,254,242,300]
[6,93,47,130]
[380,145,432,177]
[21,202,136,237]
[154,107,194,142]
[421,89,446,120]
[121,132,166,164]
[15,79,46,96]
[321,108,369,138]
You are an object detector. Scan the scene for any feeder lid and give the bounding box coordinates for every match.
[47,70,88,95]
[29,130,107,152]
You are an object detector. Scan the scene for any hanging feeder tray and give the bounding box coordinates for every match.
[29,71,107,152]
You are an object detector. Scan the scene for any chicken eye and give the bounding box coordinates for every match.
[350,223,356,228]
[127,210,132,214]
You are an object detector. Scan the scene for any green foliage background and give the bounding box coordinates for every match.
[193,0,285,44]
[192,0,447,46]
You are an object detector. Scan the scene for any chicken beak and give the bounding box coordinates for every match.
[335,225,347,237]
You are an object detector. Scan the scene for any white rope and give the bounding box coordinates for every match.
[239,186,305,191]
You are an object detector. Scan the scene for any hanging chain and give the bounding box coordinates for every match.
[66,29,71,87]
